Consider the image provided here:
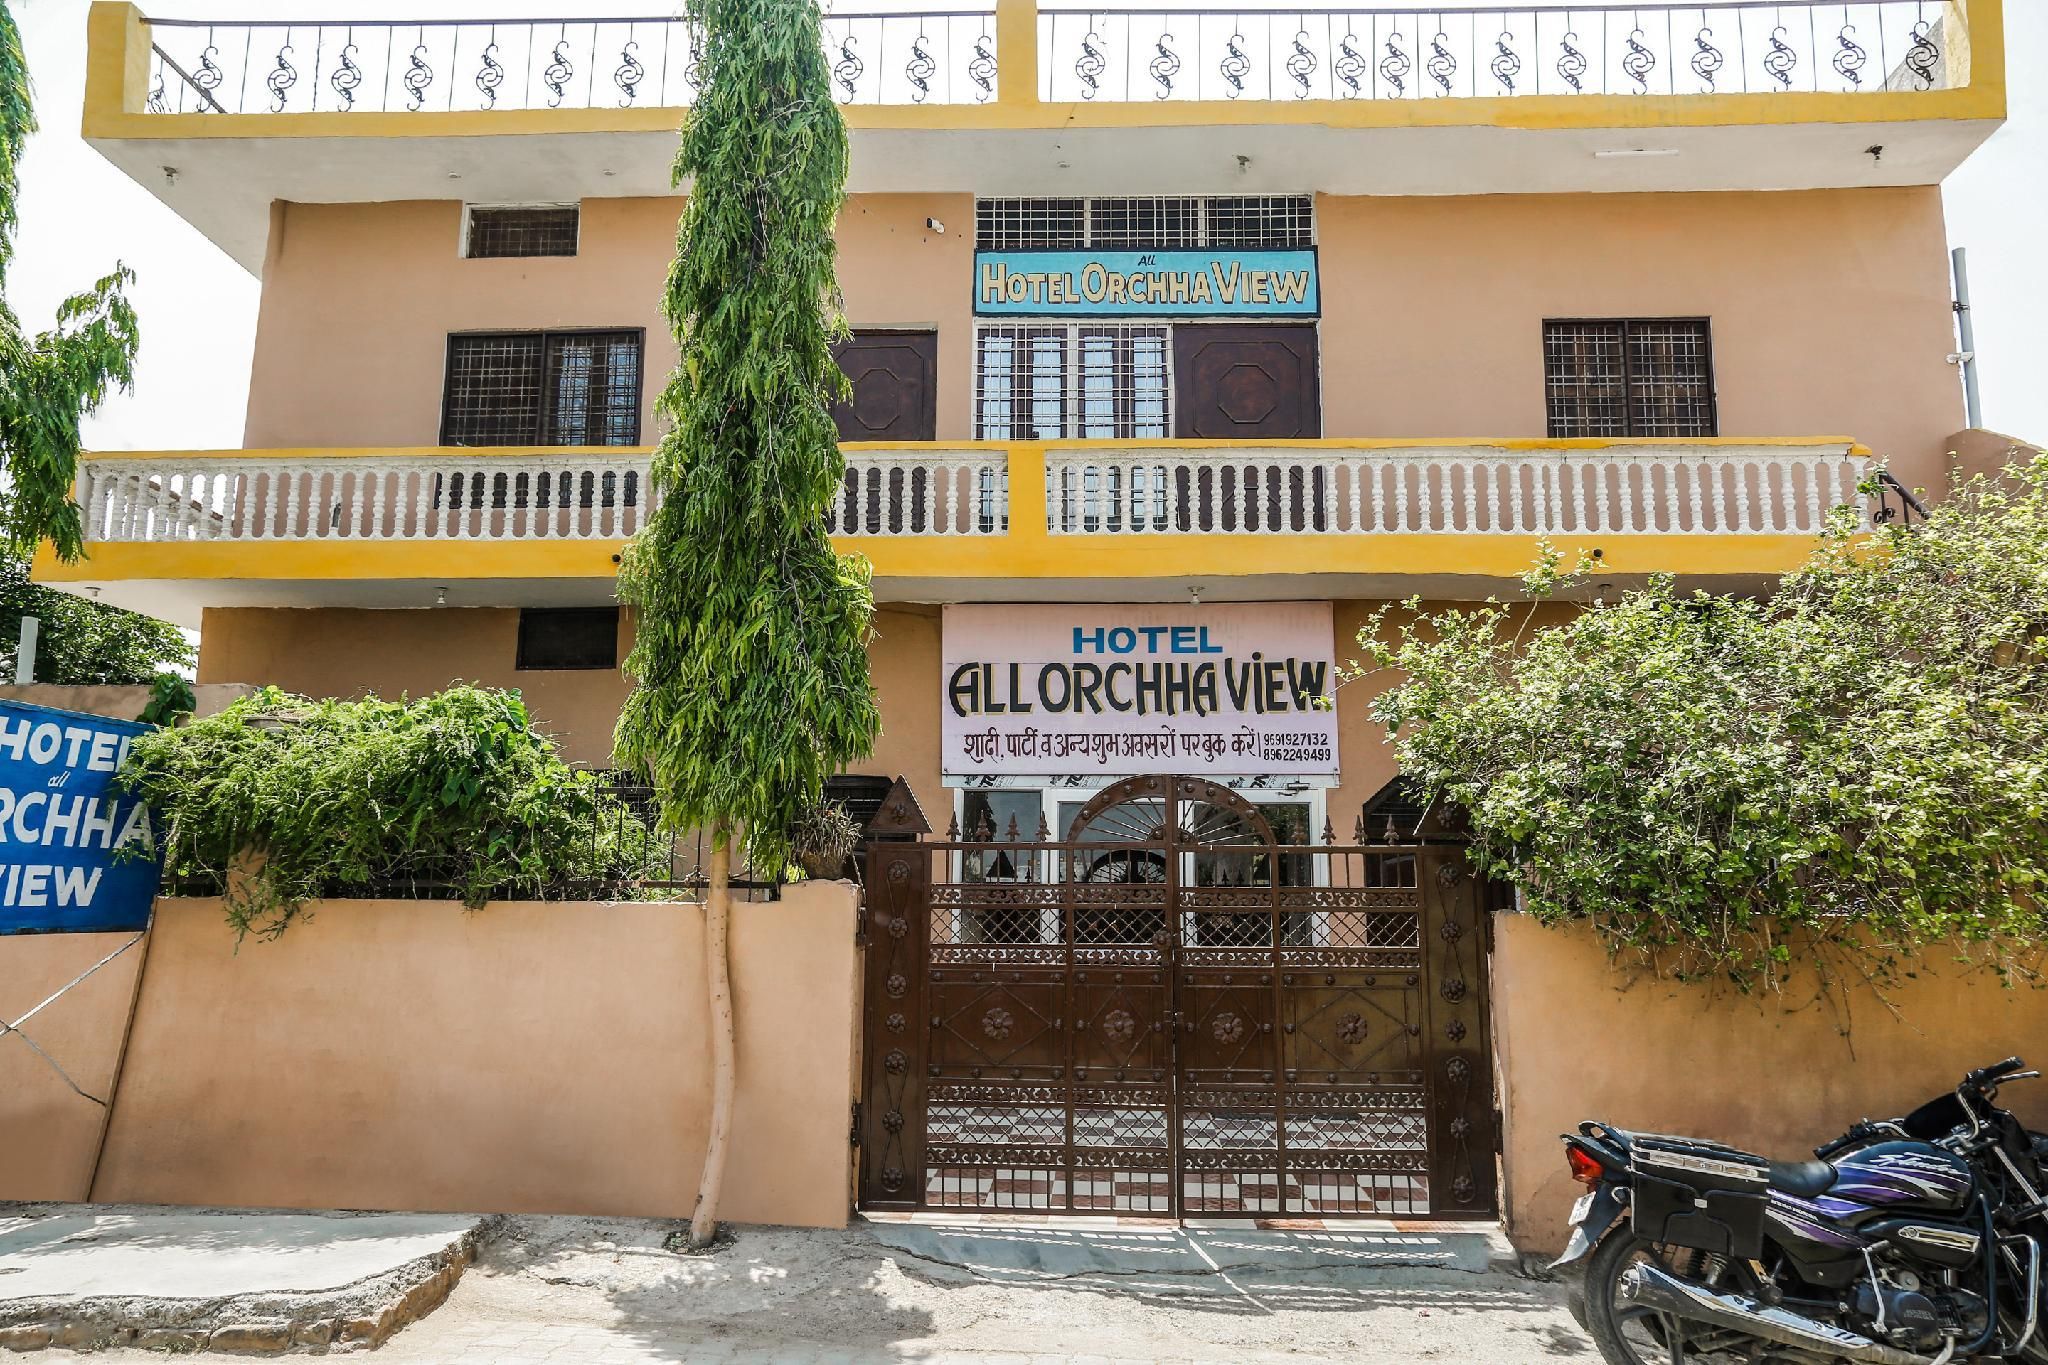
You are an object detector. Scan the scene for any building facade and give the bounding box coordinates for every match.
[49,0,2005,1222]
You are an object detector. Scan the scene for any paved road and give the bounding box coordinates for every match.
[90,1215,1589,1363]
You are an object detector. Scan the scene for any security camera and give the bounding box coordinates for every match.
[925,217,945,233]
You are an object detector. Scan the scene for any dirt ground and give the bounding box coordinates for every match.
[85,1213,1589,1363]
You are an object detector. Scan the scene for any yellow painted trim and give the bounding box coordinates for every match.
[37,532,1824,587]
[846,533,1828,580]
[84,0,2003,142]
[81,436,1868,464]
[36,539,625,583]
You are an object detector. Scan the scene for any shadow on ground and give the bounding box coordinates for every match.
[448,1216,1585,1362]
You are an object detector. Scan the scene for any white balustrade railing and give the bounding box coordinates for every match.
[1042,443,1868,536]
[80,451,656,544]
[829,449,1011,536]
[78,441,1871,546]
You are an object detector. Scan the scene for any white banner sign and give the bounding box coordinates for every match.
[941,603,1339,782]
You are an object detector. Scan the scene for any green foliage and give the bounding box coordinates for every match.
[0,556,193,683]
[1363,465,2048,991]
[0,1,140,563]
[613,0,879,868]
[137,671,195,727]
[118,686,664,940]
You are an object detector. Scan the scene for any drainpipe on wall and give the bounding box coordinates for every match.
[14,616,38,684]
[1951,246,1984,430]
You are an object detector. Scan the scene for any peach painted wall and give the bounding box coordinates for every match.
[1316,188,1963,493]
[197,606,632,767]
[0,932,143,1201]
[243,189,1960,491]
[1494,915,2048,1253]
[86,884,861,1227]
[243,194,974,449]
[198,599,1511,834]
[199,604,943,788]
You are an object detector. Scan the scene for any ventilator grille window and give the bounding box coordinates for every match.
[974,325,1170,440]
[441,330,644,447]
[1205,196,1316,248]
[976,198,1087,250]
[516,607,618,671]
[465,205,580,258]
[976,196,1312,249]
[1090,198,1202,249]
[1544,319,1717,438]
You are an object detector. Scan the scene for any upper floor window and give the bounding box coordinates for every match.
[465,205,580,259]
[1543,318,1717,438]
[975,196,1313,250]
[975,324,1170,440]
[441,330,643,447]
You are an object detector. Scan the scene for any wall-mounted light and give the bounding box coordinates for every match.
[435,586,449,607]
[1187,584,1205,606]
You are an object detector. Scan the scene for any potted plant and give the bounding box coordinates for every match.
[790,801,860,881]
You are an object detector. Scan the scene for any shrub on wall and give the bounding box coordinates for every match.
[1362,462,2048,993]
[118,686,661,940]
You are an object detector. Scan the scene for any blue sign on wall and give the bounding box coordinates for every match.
[0,700,162,934]
[974,248,1319,318]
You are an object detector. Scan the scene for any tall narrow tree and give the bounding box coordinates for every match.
[0,1,139,563]
[615,0,879,1248]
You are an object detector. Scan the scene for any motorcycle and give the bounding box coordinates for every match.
[1555,1057,2048,1364]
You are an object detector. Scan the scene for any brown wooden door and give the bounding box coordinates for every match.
[1172,324,1320,439]
[831,330,937,442]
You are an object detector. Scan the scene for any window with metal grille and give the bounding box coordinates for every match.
[975,196,1312,249]
[465,205,580,259]
[441,330,643,447]
[975,198,1086,250]
[1204,196,1315,249]
[1090,197,1201,249]
[974,324,1169,441]
[515,607,618,671]
[1543,319,1717,438]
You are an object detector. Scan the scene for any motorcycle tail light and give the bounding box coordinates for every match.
[1567,1146,1604,1187]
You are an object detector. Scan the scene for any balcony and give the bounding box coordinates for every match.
[83,0,2004,269]
[38,438,1884,623]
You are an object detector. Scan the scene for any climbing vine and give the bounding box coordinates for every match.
[1362,464,2048,992]
[0,2,140,563]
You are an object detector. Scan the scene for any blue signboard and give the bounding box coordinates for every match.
[974,248,1319,318]
[0,700,162,934]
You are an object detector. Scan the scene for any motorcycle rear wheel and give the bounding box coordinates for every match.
[1581,1229,1772,1364]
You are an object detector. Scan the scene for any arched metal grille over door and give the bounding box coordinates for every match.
[857,775,1497,1218]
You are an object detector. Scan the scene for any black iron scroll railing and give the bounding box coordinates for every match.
[1868,467,1930,527]
[137,1,1958,116]
[143,11,1001,114]
[1038,0,1953,103]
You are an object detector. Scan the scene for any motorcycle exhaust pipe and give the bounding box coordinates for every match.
[1619,1263,1942,1365]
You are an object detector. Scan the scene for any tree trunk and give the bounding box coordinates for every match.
[689,837,736,1249]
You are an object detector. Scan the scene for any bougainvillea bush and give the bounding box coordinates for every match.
[1363,463,2048,992]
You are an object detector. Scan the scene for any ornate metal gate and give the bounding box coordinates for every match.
[857,775,1497,1218]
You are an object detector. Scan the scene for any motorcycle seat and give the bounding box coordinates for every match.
[1767,1159,1837,1198]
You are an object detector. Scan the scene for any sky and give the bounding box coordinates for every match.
[7,0,2045,452]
